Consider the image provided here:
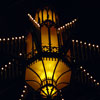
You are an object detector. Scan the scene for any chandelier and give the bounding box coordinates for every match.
[25,7,71,99]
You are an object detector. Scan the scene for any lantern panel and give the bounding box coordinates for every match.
[53,12,56,23]
[50,26,58,48]
[48,86,53,94]
[40,86,57,97]
[26,81,40,90]
[42,87,48,95]
[56,83,67,90]
[25,58,71,98]
[44,58,58,79]
[25,69,41,90]
[39,10,42,23]
[25,68,41,83]
[35,12,38,23]
[41,91,47,98]
[57,71,71,84]
[51,88,57,95]
[43,9,47,22]
[29,60,45,80]
[33,42,38,54]
[48,10,52,21]
[41,25,49,47]
[54,61,70,81]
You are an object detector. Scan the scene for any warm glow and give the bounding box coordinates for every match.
[76,40,78,42]
[80,66,83,69]
[9,62,11,65]
[93,79,96,82]
[24,85,27,88]
[72,40,74,42]
[23,90,26,93]
[50,26,58,48]
[41,25,49,47]
[90,76,93,79]
[96,45,99,48]
[97,82,99,85]
[12,37,14,40]
[53,12,56,23]
[80,41,82,44]
[7,38,10,41]
[48,10,52,21]
[35,13,38,23]
[83,69,86,72]
[1,67,4,70]
[21,94,24,97]
[88,43,91,46]
[15,37,18,39]
[92,44,95,47]
[25,58,71,98]
[39,10,42,23]
[84,42,86,45]
[26,7,71,99]
[5,65,7,68]
[43,9,47,22]
[87,73,89,76]
[3,38,5,41]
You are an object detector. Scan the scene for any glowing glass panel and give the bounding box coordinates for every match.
[44,58,58,79]
[48,10,52,21]
[43,9,47,21]
[39,10,42,23]
[35,13,38,23]
[54,61,70,80]
[53,12,56,23]
[50,26,58,47]
[25,58,71,98]
[41,25,49,47]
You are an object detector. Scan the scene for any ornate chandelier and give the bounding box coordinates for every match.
[25,7,71,99]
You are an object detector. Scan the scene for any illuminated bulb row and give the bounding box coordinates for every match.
[58,18,77,31]
[19,85,27,100]
[1,52,22,71]
[28,13,40,27]
[72,40,99,48]
[59,90,64,100]
[80,66,99,86]
[1,62,11,71]
[0,36,25,42]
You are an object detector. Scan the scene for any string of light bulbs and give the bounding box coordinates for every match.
[80,66,99,87]
[58,19,77,31]
[0,52,23,72]
[18,85,28,100]
[27,13,40,28]
[72,40,99,49]
[0,36,25,42]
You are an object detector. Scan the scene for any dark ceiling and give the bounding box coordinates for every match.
[0,0,100,41]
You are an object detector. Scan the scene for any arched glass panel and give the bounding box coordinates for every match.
[35,13,38,23]
[39,10,42,23]
[53,12,56,23]
[48,10,52,21]
[43,9,47,21]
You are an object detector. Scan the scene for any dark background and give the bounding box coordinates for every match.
[0,0,100,87]
[0,0,100,41]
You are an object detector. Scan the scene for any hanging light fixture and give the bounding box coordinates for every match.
[25,7,72,99]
